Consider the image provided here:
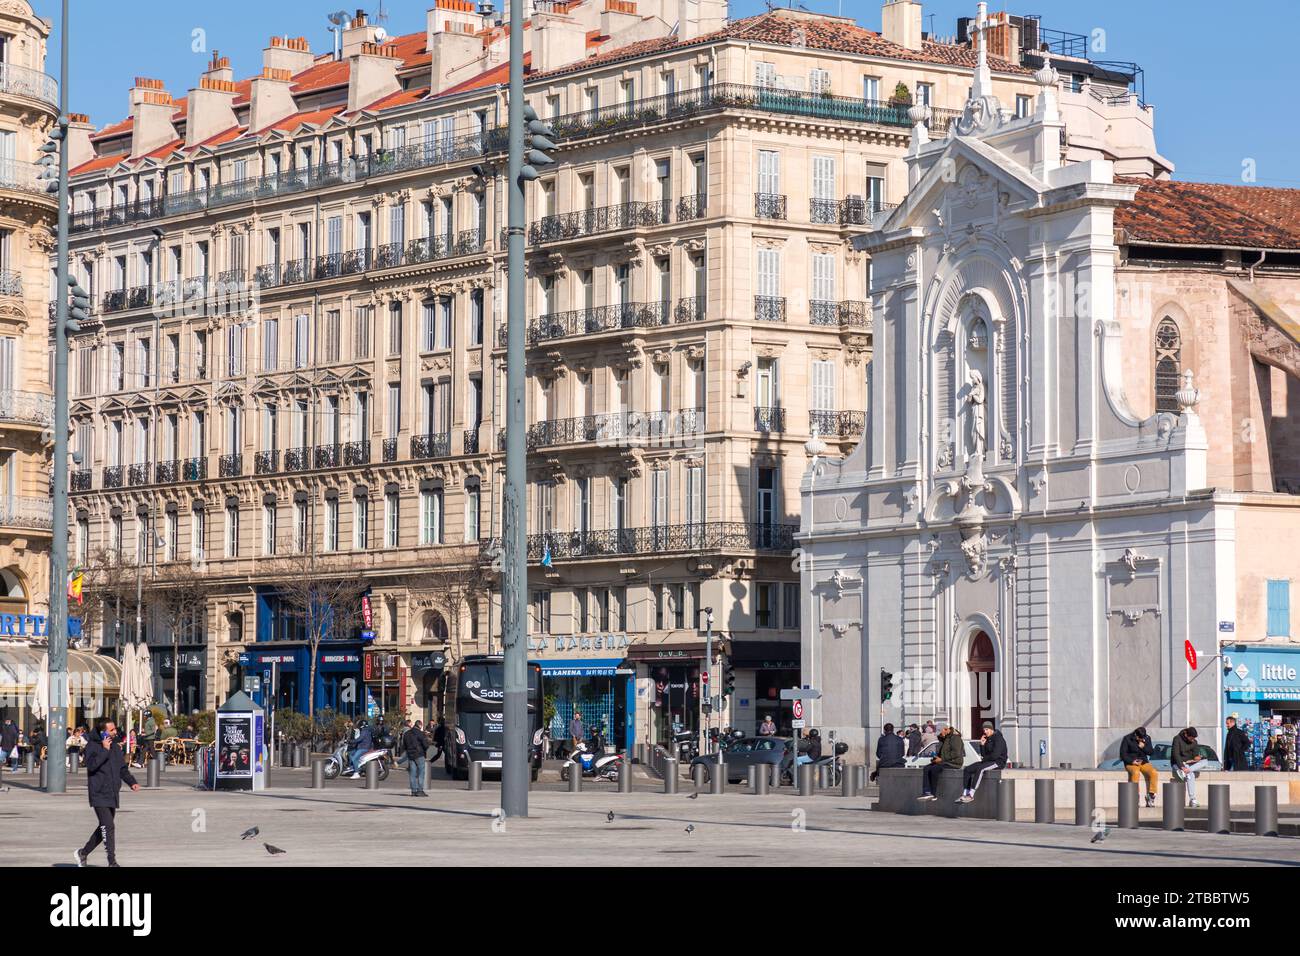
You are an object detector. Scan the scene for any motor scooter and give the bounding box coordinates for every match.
[323,741,391,781]
[560,730,623,782]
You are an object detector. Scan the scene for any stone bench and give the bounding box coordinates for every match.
[875,767,1001,818]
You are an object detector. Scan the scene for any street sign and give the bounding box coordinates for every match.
[1185,641,1198,670]
[1218,621,1235,633]
[780,687,821,701]
[792,699,804,721]
[792,719,806,729]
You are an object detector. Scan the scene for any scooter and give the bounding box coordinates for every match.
[323,741,391,781]
[673,730,698,763]
[560,734,623,782]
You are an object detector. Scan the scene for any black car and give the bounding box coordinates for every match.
[690,736,792,784]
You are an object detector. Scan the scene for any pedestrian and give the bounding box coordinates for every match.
[870,722,906,782]
[1171,727,1205,808]
[0,718,18,772]
[430,716,446,763]
[759,715,777,736]
[957,722,1006,803]
[905,723,923,757]
[401,720,429,797]
[569,710,586,755]
[917,725,963,801]
[30,723,46,764]
[1120,726,1159,807]
[74,719,140,868]
[348,718,373,778]
[1223,717,1250,772]
[66,726,86,769]
[920,721,938,749]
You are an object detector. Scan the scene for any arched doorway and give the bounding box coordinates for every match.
[966,630,996,738]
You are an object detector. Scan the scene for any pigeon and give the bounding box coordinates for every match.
[1090,827,1110,844]
[688,790,699,800]
[263,843,287,855]
[684,824,695,834]
[240,826,260,840]
[606,810,615,822]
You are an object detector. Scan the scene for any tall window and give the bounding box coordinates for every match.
[421,487,443,545]
[385,491,399,548]
[466,482,481,542]
[1154,317,1182,413]
[421,300,436,351]
[388,301,402,355]
[225,503,239,557]
[294,500,308,552]
[324,497,339,552]
[262,502,277,555]
[191,510,206,561]
[353,494,369,550]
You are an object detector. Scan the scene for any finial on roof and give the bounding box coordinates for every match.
[1034,51,1057,88]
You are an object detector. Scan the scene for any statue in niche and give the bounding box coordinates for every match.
[966,368,987,459]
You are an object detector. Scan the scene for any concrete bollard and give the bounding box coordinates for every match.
[692,763,708,789]
[1074,779,1095,826]
[146,758,161,789]
[311,757,326,789]
[996,779,1016,822]
[709,764,725,794]
[1118,781,1139,829]
[364,759,379,790]
[1254,786,1278,837]
[568,762,582,792]
[757,764,772,795]
[618,758,631,793]
[1034,778,1054,823]
[1208,784,1231,834]
[841,767,859,798]
[770,763,783,789]
[1162,782,1185,830]
[468,761,483,791]
[663,758,678,794]
[68,753,78,775]
[798,763,814,797]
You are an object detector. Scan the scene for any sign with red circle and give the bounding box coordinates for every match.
[792,699,804,720]
[1184,641,1197,670]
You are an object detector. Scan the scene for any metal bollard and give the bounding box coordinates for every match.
[770,763,782,789]
[663,758,678,794]
[747,765,758,792]
[841,767,859,798]
[692,763,707,789]
[146,758,161,789]
[297,744,309,768]
[997,779,1016,822]
[1034,778,1054,823]
[1162,782,1185,830]
[798,763,814,797]
[709,764,725,795]
[618,758,631,793]
[364,759,379,790]
[468,761,483,791]
[23,751,34,774]
[816,764,830,789]
[1117,781,1139,829]
[1208,784,1231,834]
[311,757,326,789]
[1074,779,1095,826]
[68,753,78,775]
[568,762,582,792]
[1254,786,1278,837]
[856,765,869,793]
[756,764,771,795]
[39,760,47,790]
[423,759,434,794]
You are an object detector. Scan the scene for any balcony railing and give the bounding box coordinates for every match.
[810,299,871,330]
[182,456,207,481]
[0,159,57,199]
[676,194,707,221]
[127,463,150,486]
[837,197,893,226]
[483,521,797,563]
[519,300,672,346]
[103,465,123,488]
[528,200,669,244]
[674,296,706,323]
[254,450,280,475]
[154,460,179,484]
[284,447,310,472]
[0,495,54,531]
[755,406,785,433]
[411,432,451,460]
[342,440,370,466]
[809,410,866,438]
[0,270,21,297]
[754,296,786,323]
[516,408,705,451]
[755,193,787,220]
[372,230,484,272]
[71,469,92,492]
[0,62,59,107]
[218,453,242,478]
[0,389,54,427]
[257,232,484,293]
[463,428,480,455]
[314,443,341,469]
[382,438,398,462]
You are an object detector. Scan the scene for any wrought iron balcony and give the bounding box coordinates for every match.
[837,197,893,226]
[373,230,484,271]
[483,520,797,563]
[0,271,21,297]
[676,194,707,221]
[284,447,310,472]
[463,428,480,455]
[0,159,57,199]
[70,469,92,492]
[0,389,54,427]
[411,432,451,460]
[809,410,866,438]
[755,406,785,433]
[254,450,280,475]
[674,296,706,323]
[0,62,58,107]
[755,193,787,220]
[528,200,669,244]
[0,495,54,531]
[342,440,370,466]
[127,463,150,486]
[754,296,786,322]
[218,453,242,478]
[154,460,179,484]
[810,198,840,224]
[314,443,341,469]
[810,299,872,330]
[103,465,123,488]
[521,300,672,346]
[382,438,398,463]
[182,457,207,481]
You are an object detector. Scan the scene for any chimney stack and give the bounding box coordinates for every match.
[186,50,239,147]
[263,35,315,77]
[128,78,177,158]
[342,8,385,59]
[881,0,924,51]
[676,0,725,41]
[66,113,94,170]
[427,0,485,96]
[250,66,297,133]
[348,41,402,112]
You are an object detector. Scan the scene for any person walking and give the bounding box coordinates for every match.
[569,711,586,755]
[1,718,18,772]
[957,722,1007,803]
[74,720,139,868]
[758,715,777,736]
[870,722,906,782]
[917,725,963,801]
[1120,726,1159,807]
[1223,717,1250,772]
[1171,727,1205,807]
[430,716,446,763]
[401,720,429,797]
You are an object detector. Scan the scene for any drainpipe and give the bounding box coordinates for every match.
[1248,249,1266,282]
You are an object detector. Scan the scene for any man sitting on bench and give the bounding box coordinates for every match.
[917,725,964,801]
[958,722,1007,803]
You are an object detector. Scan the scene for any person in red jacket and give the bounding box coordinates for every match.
[74,720,139,868]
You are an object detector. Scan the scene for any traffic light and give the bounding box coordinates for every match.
[519,104,557,182]
[38,126,63,194]
[723,662,736,698]
[880,668,894,702]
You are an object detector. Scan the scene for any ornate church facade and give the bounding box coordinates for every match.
[798,12,1300,768]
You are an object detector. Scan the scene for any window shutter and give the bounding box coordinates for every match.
[812,156,835,201]
[812,360,835,412]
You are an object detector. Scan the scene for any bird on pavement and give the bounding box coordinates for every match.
[264,843,287,855]
[688,790,699,800]
[1090,827,1110,844]
[684,824,695,834]
[606,810,615,822]
[240,826,260,840]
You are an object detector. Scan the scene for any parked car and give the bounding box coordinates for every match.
[902,738,984,768]
[1098,743,1222,772]
[690,736,791,784]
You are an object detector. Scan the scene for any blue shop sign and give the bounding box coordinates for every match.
[1223,645,1300,702]
[537,658,625,678]
[1,612,47,637]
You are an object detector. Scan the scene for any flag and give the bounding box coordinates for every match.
[68,570,84,605]
[541,539,553,568]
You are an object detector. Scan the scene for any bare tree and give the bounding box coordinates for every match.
[148,562,216,714]
[269,548,367,720]
[402,544,488,664]
[86,547,141,652]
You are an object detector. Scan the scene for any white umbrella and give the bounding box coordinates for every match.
[132,642,155,710]
[32,651,50,722]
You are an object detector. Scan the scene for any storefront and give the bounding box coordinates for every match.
[152,647,206,716]
[238,645,364,717]
[0,642,121,731]
[1221,644,1300,768]
[363,650,407,719]
[409,650,447,726]
[530,633,634,753]
[627,641,704,751]
[731,640,799,736]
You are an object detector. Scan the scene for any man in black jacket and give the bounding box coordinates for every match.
[74,720,139,868]
[870,722,906,782]
[958,722,1007,803]
[1223,717,1251,771]
[0,718,18,772]
[1120,726,1158,807]
[401,721,430,797]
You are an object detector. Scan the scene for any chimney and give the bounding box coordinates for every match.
[348,41,402,112]
[881,0,924,51]
[66,113,94,170]
[341,8,385,59]
[263,35,315,77]
[186,50,239,147]
[600,0,640,35]
[250,67,297,133]
[676,0,725,41]
[128,78,178,158]
[427,1,485,95]
[532,10,588,74]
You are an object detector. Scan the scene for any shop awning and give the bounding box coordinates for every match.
[537,659,624,677]
[0,643,121,704]
[1227,688,1300,702]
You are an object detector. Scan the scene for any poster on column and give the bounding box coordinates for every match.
[217,716,253,777]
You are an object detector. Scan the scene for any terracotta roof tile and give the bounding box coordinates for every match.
[141,137,185,160]
[90,117,133,141]
[195,125,246,149]
[257,104,344,135]
[359,85,430,113]
[1116,178,1300,251]
[290,57,350,95]
[71,152,127,175]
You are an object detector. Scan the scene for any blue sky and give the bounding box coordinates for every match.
[37,0,1293,187]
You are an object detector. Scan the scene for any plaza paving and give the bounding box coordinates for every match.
[3,765,1300,867]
